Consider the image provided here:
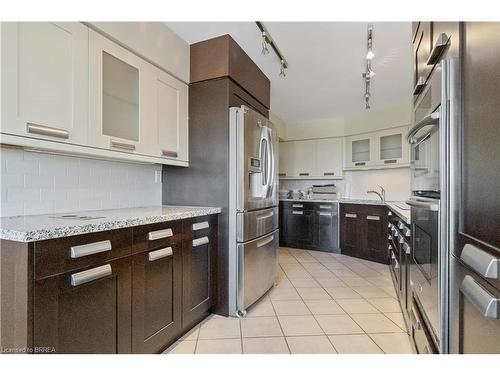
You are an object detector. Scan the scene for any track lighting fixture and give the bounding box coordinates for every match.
[363,24,375,110]
[279,60,287,77]
[256,22,288,78]
[261,31,270,55]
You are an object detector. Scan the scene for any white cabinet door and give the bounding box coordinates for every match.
[290,140,315,178]
[315,138,343,178]
[278,141,290,177]
[89,29,148,154]
[1,22,89,145]
[142,66,188,162]
[373,126,410,166]
[344,133,374,169]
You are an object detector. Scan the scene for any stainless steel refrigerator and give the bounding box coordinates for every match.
[228,106,279,317]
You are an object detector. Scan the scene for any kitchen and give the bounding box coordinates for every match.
[0,2,499,370]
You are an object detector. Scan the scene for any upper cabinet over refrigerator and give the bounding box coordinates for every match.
[1,22,89,145]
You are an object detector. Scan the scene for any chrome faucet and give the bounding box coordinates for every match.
[367,185,386,203]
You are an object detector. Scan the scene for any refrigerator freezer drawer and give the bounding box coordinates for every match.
[236,207,279,242]
[237,229,279,311]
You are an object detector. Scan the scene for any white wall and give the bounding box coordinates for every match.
[0,147,162,217]
[279,167,411,202]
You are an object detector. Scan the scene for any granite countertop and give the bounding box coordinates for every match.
[279,198,411,223]
[0,205,222,243]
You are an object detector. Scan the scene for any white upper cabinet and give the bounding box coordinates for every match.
[89,29,147,154]
[290,140,316,178]
[344,133,373,169]
[1,22,89,145]
[279,138,343,179]
[142,66,189,162]
[373,126,409,166]
[315,138,343,178]
[344,126,410,170]
[278,141,291,177]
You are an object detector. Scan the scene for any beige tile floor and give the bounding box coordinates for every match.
[165,247,414,354]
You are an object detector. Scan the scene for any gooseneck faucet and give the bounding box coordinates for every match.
[367,185,386,203]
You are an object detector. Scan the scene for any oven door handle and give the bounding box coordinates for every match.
[405,198,439,212]
[407,110,440,144]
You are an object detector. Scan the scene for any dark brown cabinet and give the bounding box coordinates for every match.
[182,216,217,329]
[279,201,339,252]
[131,244,182,354]
[282,209,315,247]
[339,203,389,264]
[34,257,132,354]
[1,213,219,354]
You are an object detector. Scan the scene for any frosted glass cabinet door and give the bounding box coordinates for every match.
[344,134,373,169]
[89,29,146,153]
[147,67,188,162]
[374,126,410,166]
[1,22,89,145]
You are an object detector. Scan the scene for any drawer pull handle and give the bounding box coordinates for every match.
[110,139,136,151]
[193,236,209,247]
[292,204,303,208]
[319,212,331,216]
[299,173,309,176]
[161,149,178,158]
[148,228,173,240]
[148,247,173,261]
[323,172,335,176]
[70,240,112,258]
[257,235,274,248]
[292,211,303,215]
[384,159,397,164]
[460,275,499,319]
[27,122,69,139]
[319,205,331,209]
[460,244,499,280]
[278,173,286,177]
[71,264,112,286]
[257,212,274,220]
[367,215,380,221]
[192,221,209,231]
[345,213,357,218]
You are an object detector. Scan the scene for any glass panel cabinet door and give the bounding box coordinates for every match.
[1,22,89,145]
[344,134,373,169]
[375,126,410,166]
[89,30,145,153]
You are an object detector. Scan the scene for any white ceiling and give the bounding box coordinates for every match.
[166,22,412,124]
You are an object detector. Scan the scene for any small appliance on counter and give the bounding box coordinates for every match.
[279,189,291,199]
[311,184,337,200]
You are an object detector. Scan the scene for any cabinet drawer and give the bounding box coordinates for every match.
[280,201,315,211]
[34,228,133,280]
[133,221,183,253]
[183,215,218,240]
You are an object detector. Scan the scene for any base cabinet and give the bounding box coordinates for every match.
[182,216,217,329]
[339,203,389,264]
[279,201,339,252]
[34,257,132,354]
[131,244,182,354]
[3,214,219,354]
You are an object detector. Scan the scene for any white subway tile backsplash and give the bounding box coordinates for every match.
[0,147,163,217]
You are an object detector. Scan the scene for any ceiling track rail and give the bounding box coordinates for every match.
[255,21,288,74]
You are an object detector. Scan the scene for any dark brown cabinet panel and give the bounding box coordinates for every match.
[182,220,217,328]
[33,257,132,354]
[315,211,337,250]
[131,244,182,353]
[282,209,315,247]
[339,209,363,258]
[340,203,389,264]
